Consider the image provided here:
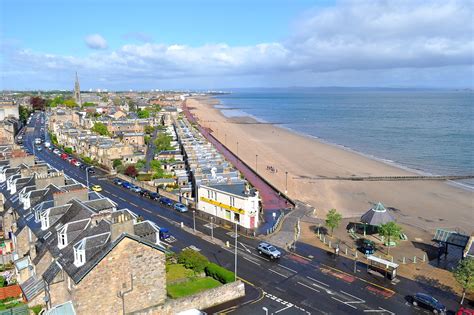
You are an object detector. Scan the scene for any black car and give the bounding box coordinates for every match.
[87,168,96,174]
[140,190,150,197]
[159,197,174,207]
[412,293,446,314]
[113,178,123,185]
[358,239,375,255]
[148,192,159,200]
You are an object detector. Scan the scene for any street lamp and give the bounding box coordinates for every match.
[236,141,239,156]
[210,216,214,240]
[193,210,196,233]
[285,171,288,194]
[234,222,238,281]
[255,154,258,173]
[85,166,92,189]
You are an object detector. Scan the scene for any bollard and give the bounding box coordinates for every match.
[319,234,322,241]
[402,257,406,264]
[226,241,230,248]
[323,236,326,244]
[345,248,348,255]
[181,222,184,228]
[413,256,417,264]
[329,241,331,248]
[422,254,426,262]
[391,257,394,263]
[355,251,358,259]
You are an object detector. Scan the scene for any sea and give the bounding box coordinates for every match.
[214,88,474,188]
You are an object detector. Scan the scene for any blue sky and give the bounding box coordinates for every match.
[1,0,473,90]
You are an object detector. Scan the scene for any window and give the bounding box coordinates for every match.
[73,248,85,267]
[40,211,49,230]
[230,196,235,207]
[58,232,67,248]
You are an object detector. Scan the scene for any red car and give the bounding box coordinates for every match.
[458,307,474,315]
[70,159,77,164]
[60,153,68,160]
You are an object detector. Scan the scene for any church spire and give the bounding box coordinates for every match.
[74,72,82,106]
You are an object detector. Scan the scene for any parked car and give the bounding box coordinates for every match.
[70,159,77,165]
[113,178,123,185]
[44,142,51,148]
[160,197,174,207]
[35,146,42,151]
[358,239,375,255]
[131,186,142,193]
[73,161,81,167]
[87,168,95,174]
[411,293,446,314]
[457,307,474,315]
[121,181,132,189]
[257,242,281,260]
[140,190,150,197]
[148,192,159,200]
[159,228,171,241]
[91,185,102,192]
[174,203,188,213]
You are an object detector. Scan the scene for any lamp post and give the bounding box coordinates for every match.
[285,171,288,194]
[234,222,238,281]
[193,210,196,233]
[236,141,239,156]
[86,166,92,189]
[210,216,214,240]
[255,154,258,173]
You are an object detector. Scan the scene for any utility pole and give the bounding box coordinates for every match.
[86,166,92,189]
[234,222,238,281]
[255,154,258,173]
[193,210,196,233]
[285,171,288,194]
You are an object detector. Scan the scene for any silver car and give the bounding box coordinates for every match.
[257,242,281,259]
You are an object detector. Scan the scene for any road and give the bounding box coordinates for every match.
[16,111,462,315]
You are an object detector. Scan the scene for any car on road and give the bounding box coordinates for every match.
[139,190,150,197]
[174,203,188,213]
[60,153,68,160]
[70,159,77,165]
[130,185,142,193]
[457,307,474,315]
[159,197,174,207]
[73,161,81,167]
[411,293,446,314]
[159,228,171,241]
[44,142,51,148]
[91,185,102,192]
[358,239,375,255]
[87,168,95,174]
[148,192,159,200]
[257,242,282,260]
[121,181,132,189]
[113,178,123,185]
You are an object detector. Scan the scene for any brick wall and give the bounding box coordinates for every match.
[134,280,246,315]
[69,237,166,314]
[35,251,53,277]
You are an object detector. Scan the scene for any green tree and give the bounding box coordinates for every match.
[137,109,150,118]
[136,159,146,171]
[453,258,474,305]
[127,99,137,112]
[144,125,155,134]
[63,99,78,108]
[378,222,402,254]
[91,122,109,136]
[154,132,173,153]
[82,102,96,107]
[325,208,342,236]
[113,159,122,169]
[178,249,209,273]
[19,105,32,123]
[64,147,73,154]
[144,135,151,145]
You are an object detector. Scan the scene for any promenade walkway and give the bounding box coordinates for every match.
[182,103,291,234]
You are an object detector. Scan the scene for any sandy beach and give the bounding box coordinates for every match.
[185,96,473,234]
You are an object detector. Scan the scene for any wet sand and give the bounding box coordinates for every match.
[185,96,474,234]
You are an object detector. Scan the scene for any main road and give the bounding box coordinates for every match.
[19,111,460,315]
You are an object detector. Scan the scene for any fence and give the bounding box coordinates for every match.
[266,210,284,235]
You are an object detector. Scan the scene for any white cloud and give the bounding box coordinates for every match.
[84,34,108,50]
[2,0,473,89]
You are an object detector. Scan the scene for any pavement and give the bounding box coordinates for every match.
[12,111,467,315]
[144,128,158,172]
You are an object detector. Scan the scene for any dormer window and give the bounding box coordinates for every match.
[73,247,85,267]
[40,210,50,230]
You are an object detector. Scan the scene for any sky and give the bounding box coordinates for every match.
[1,0,473,90]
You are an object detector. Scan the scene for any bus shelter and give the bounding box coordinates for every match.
[366,255,399,280]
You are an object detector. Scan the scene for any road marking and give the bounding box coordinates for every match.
[364,308,395,314]
[130,202,138,207]
[278,264,297,273]
[269,269,288,278]
[275,305,292,313]
[239,241,251,253]
[243,256,261,266]
[306,276,329,287]
[250,252,270,261]
[331,297,357,309]
[297,281,320,293]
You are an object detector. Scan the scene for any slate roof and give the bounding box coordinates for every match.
[134,220,160,244]
[20,275,45,301]
[360,202,395,226]
[82,198,115,212]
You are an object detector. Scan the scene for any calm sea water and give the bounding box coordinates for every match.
[215,88,474,187]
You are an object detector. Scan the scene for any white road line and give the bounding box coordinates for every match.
[275,305,292,314]
[250,252,270,261]
[298,281,320,293]
[243,256,261,266]
[278,264,297,273]
[269,269,289,278]
[340,290,364,302]
[364,308,395,314]
[306,276,329,287]
[130,202,139,207]
[331,297,357,309]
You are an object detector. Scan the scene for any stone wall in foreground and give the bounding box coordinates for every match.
[133,280,245,315]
